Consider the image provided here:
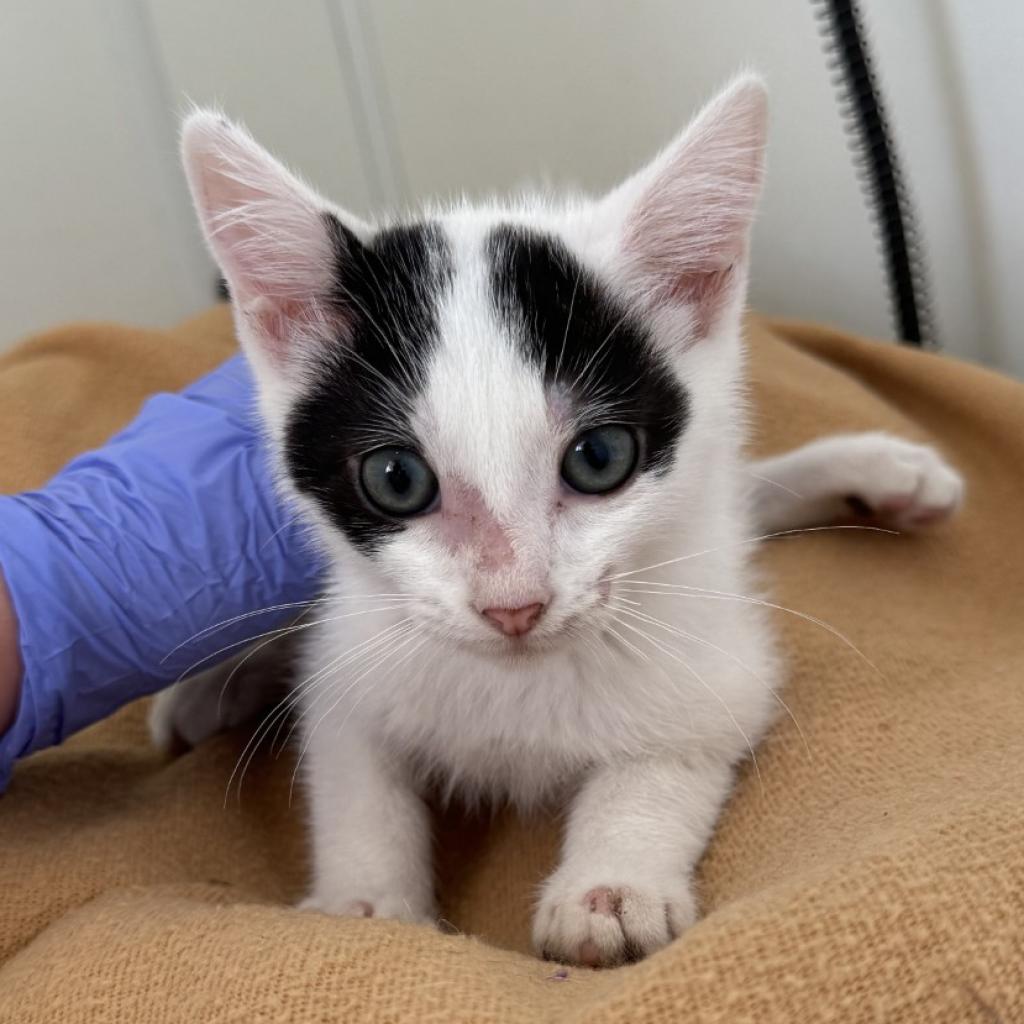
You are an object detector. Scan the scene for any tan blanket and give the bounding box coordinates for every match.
[0,308,1021,1023]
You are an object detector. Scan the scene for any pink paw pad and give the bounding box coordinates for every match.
[877,495,915,515]
[346,900,374,918]
[907,506,950,526]
[583,886,623,916]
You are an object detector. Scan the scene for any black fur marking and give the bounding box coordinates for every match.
[488,225,688,474]
[284,217,452,553]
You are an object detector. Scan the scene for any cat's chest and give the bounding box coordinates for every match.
[366,645,645,801]
[299,586,773,804]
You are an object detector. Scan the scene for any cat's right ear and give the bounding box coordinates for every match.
[181,110,366,373]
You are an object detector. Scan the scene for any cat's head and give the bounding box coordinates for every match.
[182,76,767,654]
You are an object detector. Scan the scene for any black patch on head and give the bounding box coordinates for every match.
[284,217,452,553]
[488,225,688,474]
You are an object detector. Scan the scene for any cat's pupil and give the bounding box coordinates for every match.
[581,437,610,472]
[560,425,638,495]
[385,459,411,495]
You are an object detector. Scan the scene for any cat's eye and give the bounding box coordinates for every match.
[560,425,638,495]
[359,447,439,517]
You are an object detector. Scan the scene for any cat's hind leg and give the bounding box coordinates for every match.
[148,640,293,752]
[749,432,964,533]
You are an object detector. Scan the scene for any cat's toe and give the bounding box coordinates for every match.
[297,895,375,918]
[533,877,696,967]
[843,435,964,530]
[147,682,216,752]
[297,890,436,925]
[148,687,183,753]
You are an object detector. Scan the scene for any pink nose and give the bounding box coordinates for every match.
[481,602,545,637]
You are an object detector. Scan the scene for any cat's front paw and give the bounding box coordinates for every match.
[533,873,696,967]
[841,433,964,530]
[297,889,436,925]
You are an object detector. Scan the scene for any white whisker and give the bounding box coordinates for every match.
[161,598,327,662]
[217,597,326,719]
[609,614,764,794]
[287,628,427,802]
[569,307,633,396]
[334,633,428,742]
[746,470,804,499]
[276,619,419,753]
[553,266,581,382]
[259,512,307,553]
[177,601,414,682]
[223,616,414,805]
[601,525,898,582]
[607,599,809,758]
[614,584,881,676]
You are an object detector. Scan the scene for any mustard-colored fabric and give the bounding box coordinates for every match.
[1,308,1020,1022]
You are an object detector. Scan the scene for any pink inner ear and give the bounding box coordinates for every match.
[183,112,345,360]
[622,164,755,335]
[656,263,738,339]
[240,295,334,362]
[624,167,754,333]
[617,77,767,336]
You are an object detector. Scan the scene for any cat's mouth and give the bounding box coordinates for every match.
[478,626,588,661]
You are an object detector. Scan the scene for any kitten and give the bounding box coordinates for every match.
[152,76,963,967]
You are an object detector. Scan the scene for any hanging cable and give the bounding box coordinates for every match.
[812,0,934,346]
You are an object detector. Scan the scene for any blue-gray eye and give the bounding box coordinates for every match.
[561,426,638,495]
[360,447,438,517]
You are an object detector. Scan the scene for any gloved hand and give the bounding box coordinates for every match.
[0,355,324,789]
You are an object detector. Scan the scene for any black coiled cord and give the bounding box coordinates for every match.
[812,0,934,347]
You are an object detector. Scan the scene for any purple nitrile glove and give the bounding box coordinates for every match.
[0,354,325,790]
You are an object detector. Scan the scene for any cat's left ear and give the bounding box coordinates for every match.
[597,74,768,339]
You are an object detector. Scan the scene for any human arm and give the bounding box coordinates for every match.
[0,355,324,790]
[0,571,19,740]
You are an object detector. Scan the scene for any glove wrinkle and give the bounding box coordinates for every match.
[0,356,324,788]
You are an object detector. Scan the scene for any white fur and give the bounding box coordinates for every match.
[751,431,965,532]
[155,76,964,967]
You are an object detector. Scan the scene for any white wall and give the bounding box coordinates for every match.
[933,0,1024,376]
[370,0,891,343]
[0,2,210,345]
[0,1,1019,375]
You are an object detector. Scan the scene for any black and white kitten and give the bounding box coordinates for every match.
[152,76,963,966]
